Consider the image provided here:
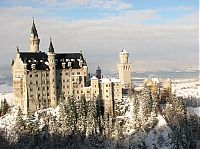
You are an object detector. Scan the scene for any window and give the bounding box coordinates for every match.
[106,90,108,92]
[38,87,40,91]
[30,81,33,85]
[106,85,108,87]
[63,86,65,89]
[47,74,49,77]
[60,73,62,76]
[47,87,49,90]
[30,74,32,77]
[66,73,68,75]
[72,72,75,75]
[30,88,33,92]
[77,72,80,75]
[36,81,38,84]
[35,74,38,77]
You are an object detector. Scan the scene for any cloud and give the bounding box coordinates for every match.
[157,6,194,12]
[34,0,131,10]
[0,2,198,72]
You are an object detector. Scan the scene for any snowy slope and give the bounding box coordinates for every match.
[172,78,200,98]
[145,114,173,149]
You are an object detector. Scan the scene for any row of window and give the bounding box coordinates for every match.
[30,73,49,77]
[29,71,82,78]
[30,80,50,85]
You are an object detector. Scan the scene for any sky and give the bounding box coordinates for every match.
[0,0,199,73]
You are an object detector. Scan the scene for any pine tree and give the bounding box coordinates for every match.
[76,95,87,135]
[65,95,78,134]
[138,88,153,129]
[86,99,96,136]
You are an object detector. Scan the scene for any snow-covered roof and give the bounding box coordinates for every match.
[91,75,98,80]
[134,86,144,91]
[100,78,111,84]
[152,78,160,84]
[120,48,128,53]
[111,78,120,83]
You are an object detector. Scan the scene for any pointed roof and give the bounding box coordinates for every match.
[31,19,38,36]
[96,65,101,70]
[49,38,55,53]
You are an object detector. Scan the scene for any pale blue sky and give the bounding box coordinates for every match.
[0,0,198,72]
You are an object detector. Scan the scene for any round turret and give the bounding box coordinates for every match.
[119,49,129,64]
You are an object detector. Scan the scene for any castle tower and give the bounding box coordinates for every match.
[96,65,101,79]
[48,38,57,107]
[30,19,40,52]
[117,49,132,88]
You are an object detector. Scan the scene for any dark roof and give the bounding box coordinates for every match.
[19,52,49,70]
[55,53,86,69]
[96,65,101,70]
[49,39,54,53]
[18,52,87,70]
[31,20,38,37]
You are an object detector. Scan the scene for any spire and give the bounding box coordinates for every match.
[16,46,19,53]
[49,37,55,53]
[31,18,38,37]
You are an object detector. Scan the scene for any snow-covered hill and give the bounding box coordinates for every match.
[172,78,200,98]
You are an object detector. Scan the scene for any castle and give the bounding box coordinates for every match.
[12,20,132,114]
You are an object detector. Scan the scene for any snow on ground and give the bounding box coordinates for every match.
[172,78,200,98]
[145,114,173,149]
[187,106,200,117]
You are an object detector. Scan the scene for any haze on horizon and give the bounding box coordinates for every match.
[0,0,199,73]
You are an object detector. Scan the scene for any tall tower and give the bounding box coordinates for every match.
[117,49,132,88]
[48,38,57,108]
[30,19,40,52]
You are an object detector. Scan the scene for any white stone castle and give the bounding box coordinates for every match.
[12,20,132,114]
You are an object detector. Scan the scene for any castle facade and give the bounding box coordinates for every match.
[12,20,132,114]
